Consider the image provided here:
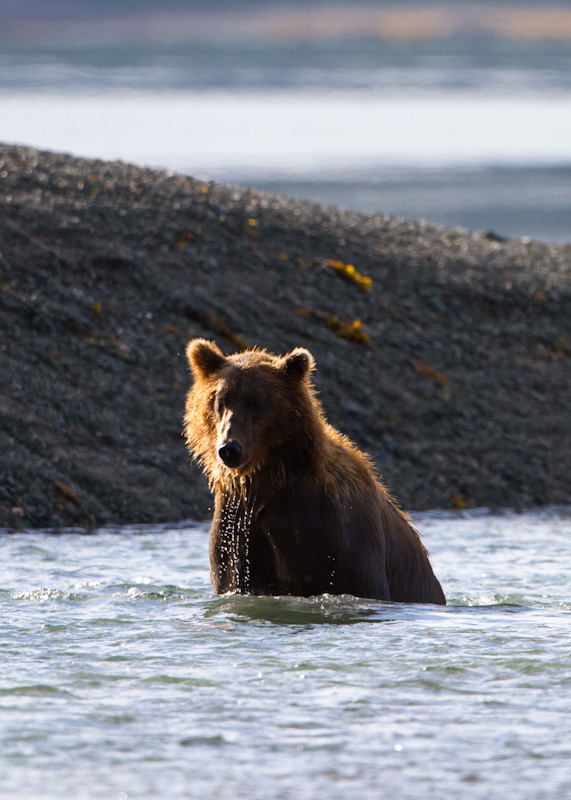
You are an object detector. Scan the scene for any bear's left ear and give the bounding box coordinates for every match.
[186,339,227,378]
[282,347,314,381]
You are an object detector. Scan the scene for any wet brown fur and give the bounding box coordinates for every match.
[184,339,445,604]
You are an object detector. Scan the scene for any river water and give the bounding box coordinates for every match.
[2,18,571,243]
[2,508,571,799]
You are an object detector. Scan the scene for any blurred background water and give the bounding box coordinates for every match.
[2,509,571,800]
[1,0,570,242]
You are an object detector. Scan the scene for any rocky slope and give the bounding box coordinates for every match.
[1,144,570,529]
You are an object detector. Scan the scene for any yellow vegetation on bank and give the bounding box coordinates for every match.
[326,259,372,292]
[298,306,371,344]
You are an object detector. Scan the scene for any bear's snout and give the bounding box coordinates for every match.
[218,440,244,469]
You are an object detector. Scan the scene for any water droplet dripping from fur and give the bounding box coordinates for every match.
[218,475,256,593]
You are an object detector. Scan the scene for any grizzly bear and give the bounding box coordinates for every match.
[184,339,445,605]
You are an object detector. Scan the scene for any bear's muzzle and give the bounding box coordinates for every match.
[218,440,244,469]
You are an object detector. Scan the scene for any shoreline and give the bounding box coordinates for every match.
[1,143,570,530]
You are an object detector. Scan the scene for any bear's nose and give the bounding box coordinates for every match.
[218,440,243,468]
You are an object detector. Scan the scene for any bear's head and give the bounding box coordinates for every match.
[184,339,317,480]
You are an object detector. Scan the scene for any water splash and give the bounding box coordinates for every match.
[219,475,257,593]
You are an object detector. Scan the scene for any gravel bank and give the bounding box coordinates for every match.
[1,144,570,530]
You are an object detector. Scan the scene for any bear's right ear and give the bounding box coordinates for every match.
[186,339,227,378]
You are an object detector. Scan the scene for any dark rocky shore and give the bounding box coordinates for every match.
[1,143,570,530]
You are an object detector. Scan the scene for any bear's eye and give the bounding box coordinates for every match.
[213,396,224,419]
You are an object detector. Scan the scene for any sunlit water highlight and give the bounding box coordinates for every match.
[3,90,571,176]
[2,508,571,799]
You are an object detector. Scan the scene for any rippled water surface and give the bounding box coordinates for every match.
[2,509,571,799]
